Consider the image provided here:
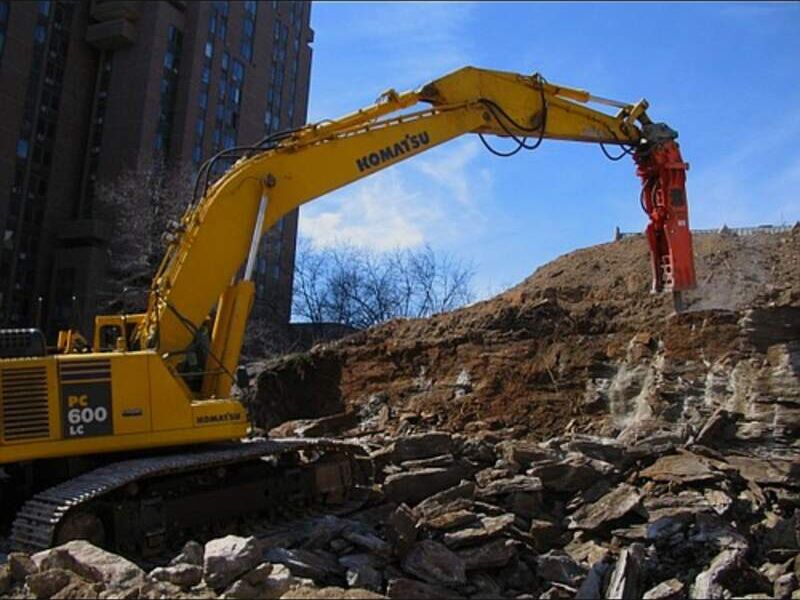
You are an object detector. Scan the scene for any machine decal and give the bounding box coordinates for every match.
[61,381,113,438]
[196,412,242,425]
[355,131,430,172]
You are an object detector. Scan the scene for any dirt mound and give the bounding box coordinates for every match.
[250,229,800,440]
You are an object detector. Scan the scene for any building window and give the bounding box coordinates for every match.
[240,1,257,62]
[16,139,29,159]
[0,1,9,62]
[2,0,76,324]
[155,25,183,155]
[215,0,228,42]
[265,19,290,134]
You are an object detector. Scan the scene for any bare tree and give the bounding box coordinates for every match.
[94,159,195,313]
[293,239,475,329]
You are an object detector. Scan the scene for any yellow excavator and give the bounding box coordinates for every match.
[0,67,696,556]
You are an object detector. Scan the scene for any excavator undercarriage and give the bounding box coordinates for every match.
[10,438,372,557]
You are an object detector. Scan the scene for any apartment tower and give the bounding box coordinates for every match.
[0,0,312,338]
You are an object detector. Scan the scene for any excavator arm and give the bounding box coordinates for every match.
[136,66,696,397]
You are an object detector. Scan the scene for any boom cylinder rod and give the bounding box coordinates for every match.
[244,192,268,281]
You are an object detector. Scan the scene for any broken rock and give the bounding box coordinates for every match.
[342,531,392,558]
[169,540,204,567]
[263,548,343,584]
[383,467,466,506]
[394,432,452,462]
[496,440,555,468]
[259,564,294,599]
[537,550,588,587]
[640,451,721,484]
[386,504,418,557]
[576,555,613,600]
[641,578,685,600]
[691,548,771,599]
[32,541,144,589]
[425,509,480,531]
[149,564,203,590]
[442,513,516,548]
[9,552,38,582]
[568,483,642,532]
[456,538,517,570]
[605,543,646,600]
[386,577,464,599]
[774,573,798,600]
[203,535,261,590]
[401,540,467,587]
[529,453,611,493]
[26,568,74,599]
[416,481,476,518]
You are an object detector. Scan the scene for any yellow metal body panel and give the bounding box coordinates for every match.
[201,280,254,399]
[0,351,247,465]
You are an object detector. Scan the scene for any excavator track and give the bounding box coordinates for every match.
[11,437,372,556]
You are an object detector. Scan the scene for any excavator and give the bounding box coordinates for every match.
[0,67,696,556]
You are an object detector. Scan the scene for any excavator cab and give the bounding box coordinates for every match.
[92,314,144,353]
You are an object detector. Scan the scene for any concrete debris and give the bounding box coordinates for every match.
[203,536,261,591]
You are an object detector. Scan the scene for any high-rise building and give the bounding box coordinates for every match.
[0,0,313,338]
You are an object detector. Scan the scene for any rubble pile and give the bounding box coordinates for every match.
[2,231,798,599]
[2,425,798,599]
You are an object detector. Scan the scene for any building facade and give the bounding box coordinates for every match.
[0,0,312,338]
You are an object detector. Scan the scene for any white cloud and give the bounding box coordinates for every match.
[300,171,432,251]
[300,139,492,252]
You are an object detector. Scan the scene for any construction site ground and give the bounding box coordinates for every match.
[1,228,798,599]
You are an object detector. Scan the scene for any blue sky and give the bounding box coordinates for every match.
[299,1,800,298]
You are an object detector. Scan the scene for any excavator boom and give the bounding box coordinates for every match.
[138,67,696,398]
